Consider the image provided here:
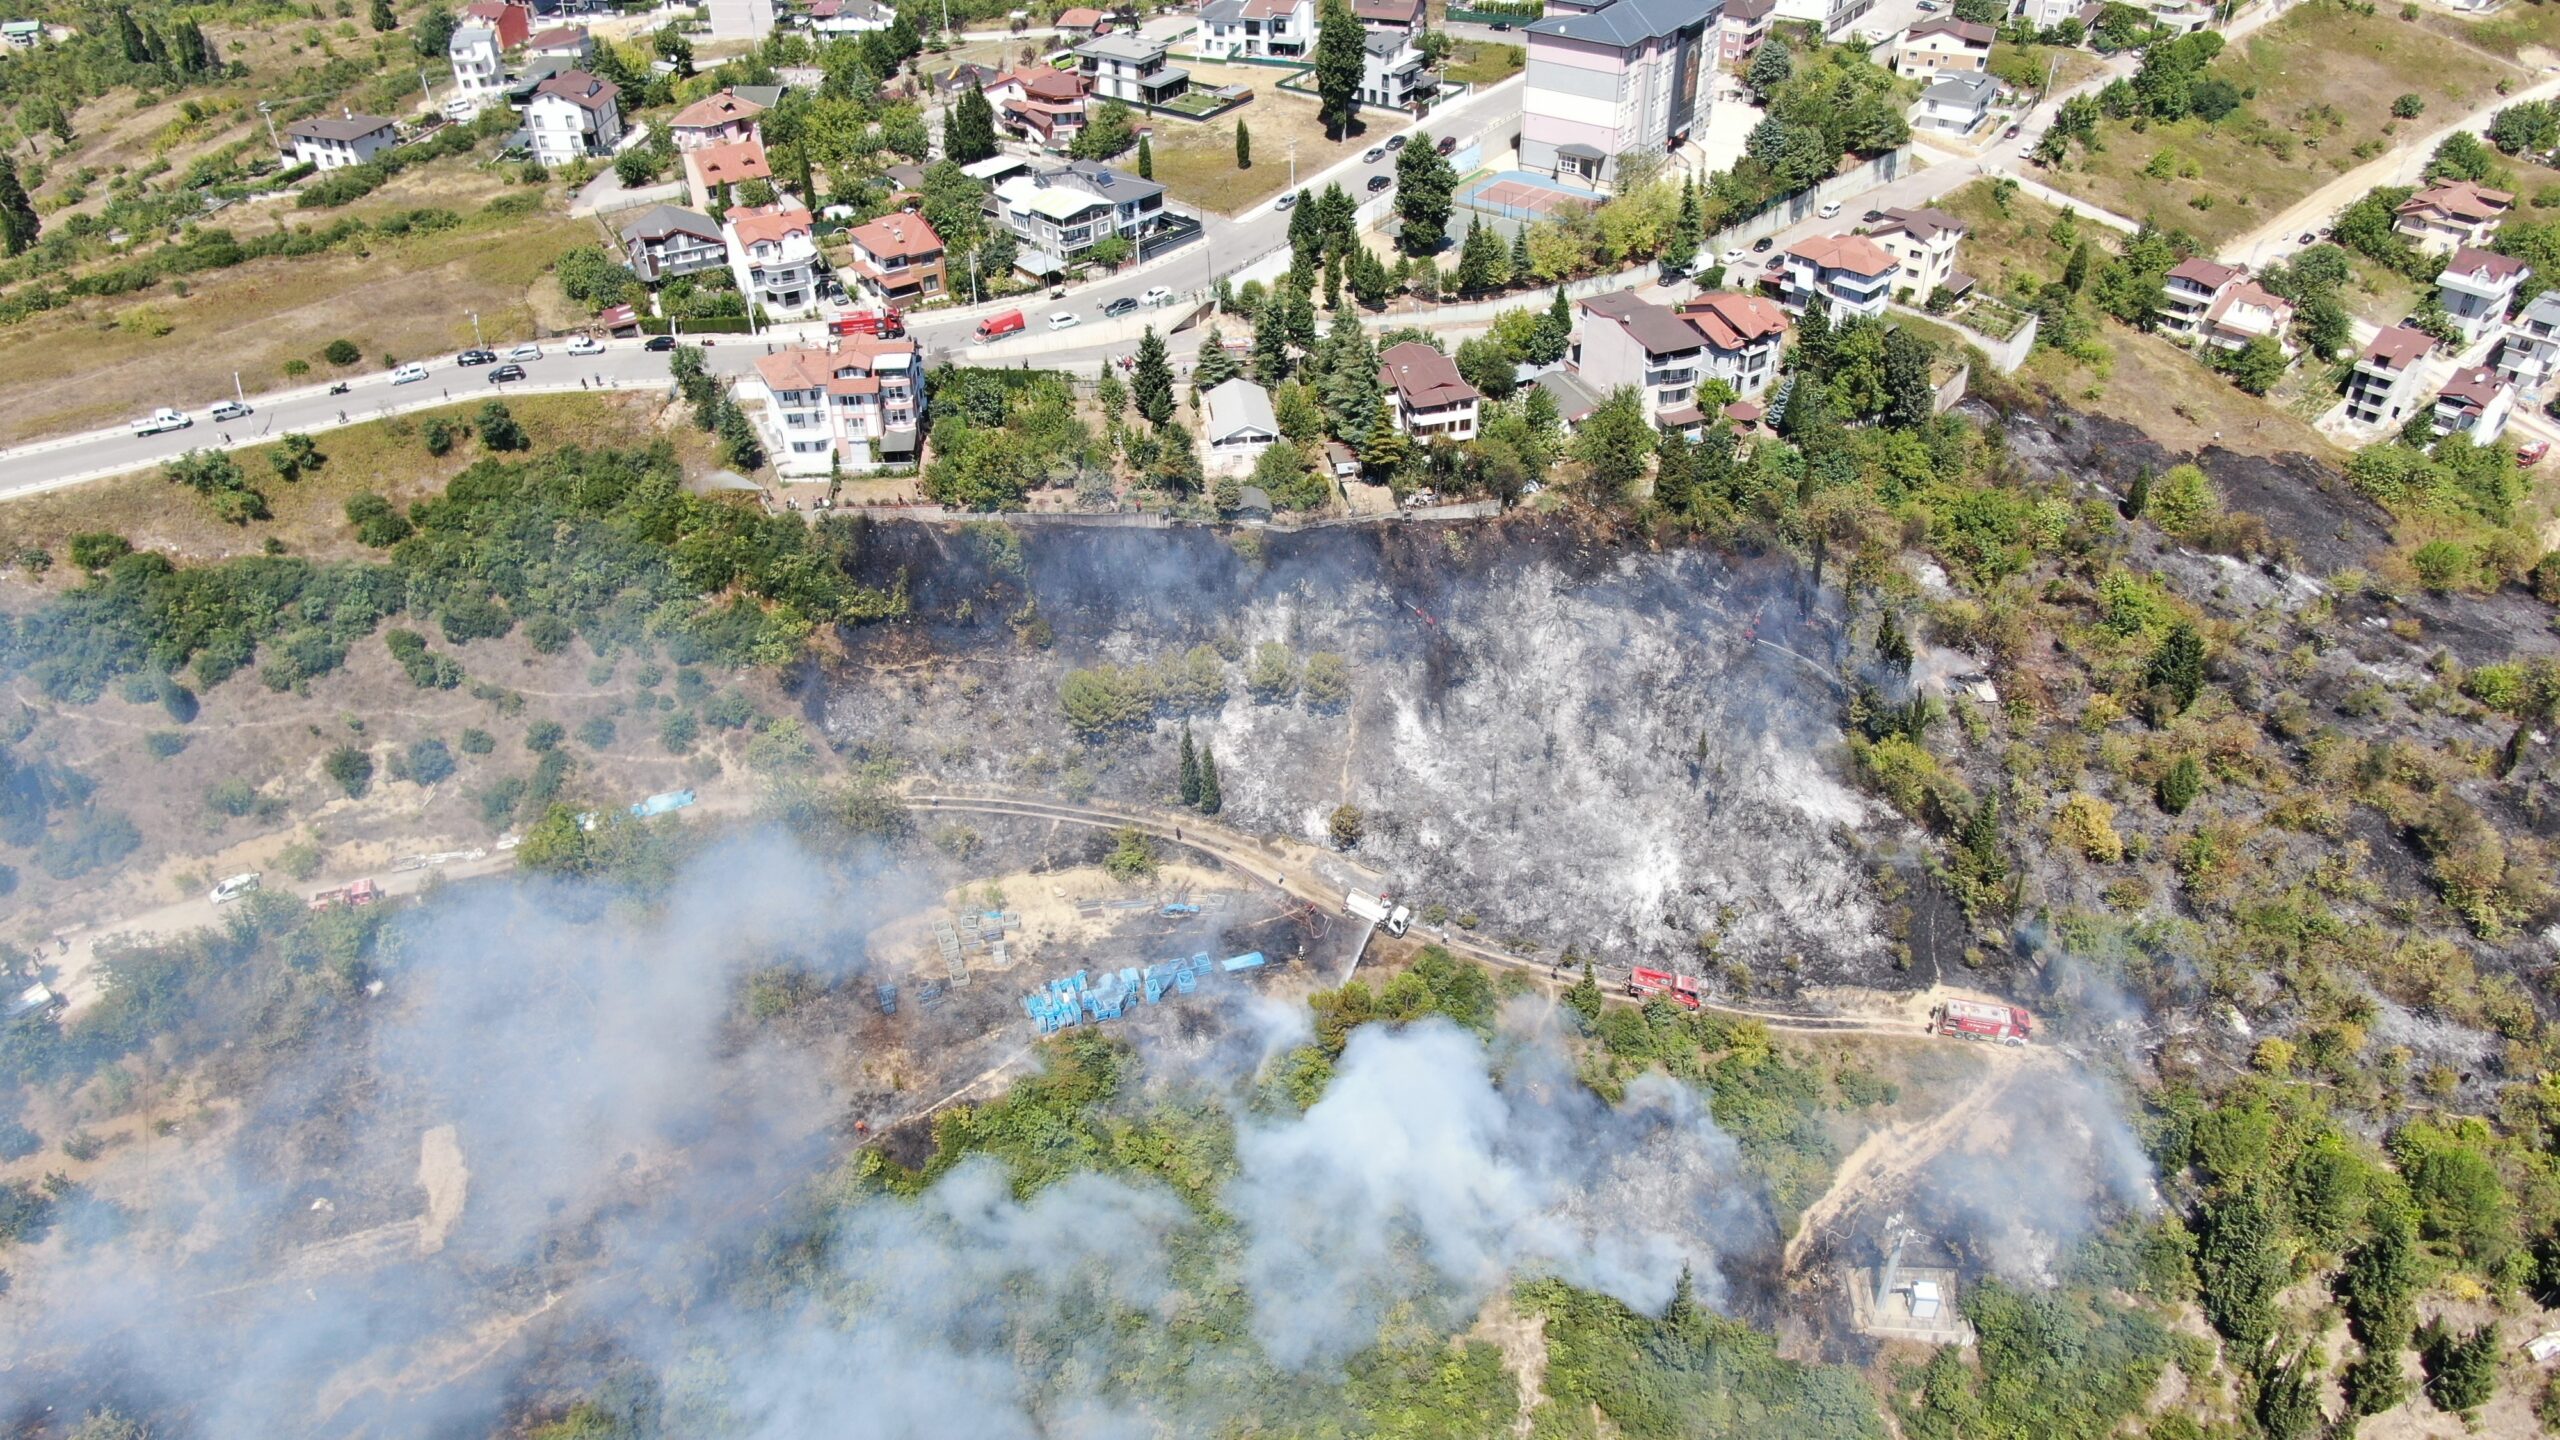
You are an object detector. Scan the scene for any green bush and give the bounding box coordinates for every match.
[404,738,455,786]
[577,716,616,750]
[526,719,565,752]
[323,745,374,797]
[323,338,361,366]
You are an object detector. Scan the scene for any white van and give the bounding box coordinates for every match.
[210,872,262,905]
[1048,311,1081,331]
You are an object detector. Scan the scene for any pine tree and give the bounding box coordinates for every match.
[1287,188,1319,264]
[1392,133,1456,257]
[1252,314,1291,385]
[1794,293,1836,375]
[1194,324,1242,389]
[1235,119,1251,169]
[1453,215,1499,292]
[1179,725,1201,806]
[1527,285,1572,365]
[2122,465,2151,519]
[140,21,166,66]
[2146,621,2207,715]
[945,86,998,165]
[0,159,38,257]
[1664,178,1703,273]
[1509,225,1531,280]
[1313,0,1364,139]
[1197,747,1222,814]
[1132,326,1175,425]
[1322,251,1343,312]
[1564,962,1603,1027]
[370,0,398,32]
[117,8,148,63]
[1136,134,1153,180]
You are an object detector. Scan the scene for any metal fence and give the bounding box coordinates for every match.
[1138,213,1206,263]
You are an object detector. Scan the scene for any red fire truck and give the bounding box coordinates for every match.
[829,308,904,338]
[1931,998,2033,1045]
[1626,967,1704,1009]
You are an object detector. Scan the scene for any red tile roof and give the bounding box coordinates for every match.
[849,213,944,261]
[2359,324,2433,371]
[2167,257,2241,289]
[1376,341,1479,410]
[2399,179,2514,226]
[687,137,771,187]
[671,88,768,130]
[2438,365,2509,412]
[1907,16,1994,43]
[1678,291,1788,350]
[1786,232,1896,276]
[526,25,587,48]
[2444,246,2529,283]
[1057,6,1106,26]
[727,203,813,248]
[532,70,618,113]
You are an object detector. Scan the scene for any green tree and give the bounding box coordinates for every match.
[2219,334,2289,396]
[324,745,375,798]
[1197,746,1222,814]
[2155,754,2202,814]
[2145,621,2207,715]
[1529,285,1573,365]
[1133,326,1175,425]
[1328,803,1363,848]
[1136,134,1153,181]
[1664,178,1703,272]
[1564,962,1603,1028]
[944,86,997,164]
[1071,100,1138,160]
[1570,386,1654,504]
[2195,1186,2286,1356]
[371,0,398,31]
[412,7,455,57]
[1179,724,1202,806]
[1453,215,1509,292]
[2418,1319,2498,1414]
[268,433,324,483]
[1745,38,1792,102]
[0,159,40,257]
[1313,0,1365,139]
[1393,133,1458,257]
[476,400,527,452]
[1882,326,1935,429]
[1236,119,1252,169]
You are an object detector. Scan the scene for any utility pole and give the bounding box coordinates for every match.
[1288,138,1296,192]
[234,370,245,403]
[257,100,280,153]
[468,310,484,348]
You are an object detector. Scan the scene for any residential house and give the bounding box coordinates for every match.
[1780,233,1899,319]
[1893,17,1992,80]
[2436,246,2530,344]
[708,0,778,40]
[1868,206,1967,301]
[726,203,824,318]
[1521,0,1714,192]
[2014,0,2087,27]
[463,0,530,49]
[1353,0,1427,33]
[1772,0,1874,35]
[1056,6,1111,36]
[1077,33,1191,106]
[2432,364,2517,444]
[1718,0,1774,67]
[2200,279,2294,354]
[1197,0,1313,60]
[807,0,892,34]
[1911,72,1997,137]
[1532,367,1606,429]
[1360,28,1433,111]
[936,61,1005,97]
[1,19,44,46]
[684,135,773,209]
[992,162,1166,263]
[670,88,769,151]
[2494,290,2560,395]
[619,204,728,284]
[1202,378,1281,472]
[1376,342,1482,441]
[2343,324,2435,429]
[2395,179,2514,256]
[845,212,949,306]
[2140,0,2213,31]
[446,24,508,121]
[986,66,1090,150]
[1674,289,1789,396]
[525,70,621,165]
[526,25,591,64]
[2158,256,2241,343]
[286,111,399,172]
[1573,290,1715,434]
[748,338,925,477]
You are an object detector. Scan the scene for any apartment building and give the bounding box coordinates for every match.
[446,24,507,121]
[2395,179,2513,256]
[2494,290,2560,396]
[2158,256,2241,343]
[1521,0,1714,192]
[1893,17,1992,80]
[1376,342,1482,442]
[1868,207,1967,300]
[1780,233,1898,319]
[619,204,728,284]
[525,69,621,166]
[749,339,925,478]
[286,111,399,172]
[2343,324,2435,429]
[991,163,1166,262]
[1077,33,1191,106]
[845,212,948,306]
[2436,246,2530,344]
[1674,290,1790,396]
[1574,290,1714,434]
[726,203,824,318]
[2432,364,2517,444]
[1718,0,1773,67]
[1197,0,1313,60]
[1772,0,1875,35]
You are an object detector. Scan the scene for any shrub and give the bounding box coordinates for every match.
[2156,754,2203,814]
[522,613,574,654]
[323,338,361,366]
[660,712,699,754]
[144,731,187,759]
[459,728,495,755]
[577,716,616,750]
[205,778,258,816]
[1303,651,1351,709]
[2056,794,2124,863]
[1329,803,1365,849]
[345,492,413,547]
[526,719,565,752]
[404,737,455,786]
[324,745,374,797]
[68,533,131,570]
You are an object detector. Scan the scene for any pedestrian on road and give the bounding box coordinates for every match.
[221,432,230,444]
[338,411,347,424]
[582,378,589,389]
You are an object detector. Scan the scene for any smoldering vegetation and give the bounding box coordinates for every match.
[822,521,1918,991]
[0,833,1785,1437]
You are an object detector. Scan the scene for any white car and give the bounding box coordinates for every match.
[507,342,543,362]
[132,407,192,436]
[567,334,603,356]
[1720,248,1750,269]
[1048,311,1081,331]
[211,400,252,422]
[1142,285,1175,307]
[391,362,428,384]
[210,872,261,905]
[1817,199,1841,219]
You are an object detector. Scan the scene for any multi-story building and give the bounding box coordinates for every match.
[2432,364,2517,444]
[748,339,925,477]
[1574,290,1713,434]
[991,163,1166,261]
[845,212,948,306]
[806,0,892,34]
[1772,0,1874,36]
[1077,33,1191,106]
[2199,279,2294,354]
[1893,17,1992,80]
[1674,290,1789,396]
[526,25,591,65]
[1376,342,1482,442]
[1360,29,1434,110]
[2436,246,2530,344]
[447,24,508,121]
[669,87,768,151]
[2395,179,2514,257]
[2344,324,2435,429]
[1718,0,1773,67]
[286,111,400,171]
[985,67,1090,151]
[1912,73,1997,137]
[684,135,772,209]
[1521,0,1714,192]
[525,69,621,166]
[2494,290,2560,396]
[1197,0,1314,60]
[462,0,529,49]
[1779,233,1898,319]
[619,204,728,284]
[1868,207,1967,300]
[726,203,823,318]
[2159,256,2241,343]
[1353,0,1427,32]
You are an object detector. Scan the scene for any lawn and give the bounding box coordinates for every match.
[1147,66,1372,215]
[0,392,709,568]
[1444,40,1525,87]
[1936,177,2078,300]
[2039,5,2521,249]
[0,198,590,446]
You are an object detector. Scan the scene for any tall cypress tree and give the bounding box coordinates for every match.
[1178,725,1201,806]
[117,9,148,62]
[1136,134,1153,180]
[1196,747,1222,814]
[0,159,39,257]
[1508,225,1531,281]
[1235,119,1251,169]
[1312,0,1364,139]
[1132,326,1174,426]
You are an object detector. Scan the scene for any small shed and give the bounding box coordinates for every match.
[1234,485,1272,524]
[596,303,641,335]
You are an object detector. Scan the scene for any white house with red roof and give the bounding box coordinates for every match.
[984,67,1090,150]
[2395,179,2513,257]
[684,135,772,208]
[669,88,768,152]
[1376,342,1482,442]
[2159,256,2241,344]
[2432,364,2517,444]
[1675,290,1790,396]
[1892,18,1992,81]
[747,339,926,477]
[1780,233,1899,319]
[2436,246,2530,344]
[807,0,893,35]
[845,212,949,307]
[725,203,823,318]
[462,0,529,50]
[2199,278,2294,355]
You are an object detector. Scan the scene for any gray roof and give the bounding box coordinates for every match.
[1077,32,1166,61]
[1923,73,1998,105]
[1362,28,1408,55]
[732,84,786,108]
[1059,159,1164,206]
[1582,290,1703,356]
[1527,0,1718,48]
[1531,366,1605,423]
[2521,290,2560,325]
[450,22,497,53]
[289,112,397,142]
[1236,485,1273,513]
[1199,0,1249,19]
[1556,142,1605,160]
[620,203,722,244]
[1203,378,1277,439]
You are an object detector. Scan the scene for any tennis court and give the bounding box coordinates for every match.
[1456,169,1605,223]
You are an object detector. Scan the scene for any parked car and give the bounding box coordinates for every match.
[1386,134,1408,151]
[1367,174,1392,192]
[1436,135,1457,156]
[507,342,542,362]
[1363,146,1385,163]
[1490,18,1511,28]
[1751,236,1774,253]
[1720,248,1751,268]
[2520,439,2551,465]
[1817,199,1841,219]
[456,349,496,366]
[1103,296,1139,318]
[644,335,678,351]
[210,872,261,905]
[392,362,428,384]
[567,334,603,356]
[210,400,252,422]
[1275,191,1300,210]
[489,363,527,383]
[1048,311,1081,331]
[2297,232,2318,245]
[1142,285,1175,306]
[2004,124,2021,139]
[131,407,191,436]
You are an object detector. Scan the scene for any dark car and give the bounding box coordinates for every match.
[489,363,527,383]
[1367,174,1391,192]
[1490,18,1511,28]
[2298,231,2318,245]
[1751,236,1774,253]
[1436,134,1456,156]
[2003,124,2021,139]
[644,335,678,351]
[456,349,496,366]
[1102,296,1139,318]
[1386,134,1407,151]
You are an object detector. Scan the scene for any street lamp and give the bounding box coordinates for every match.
[467,310,484,349]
